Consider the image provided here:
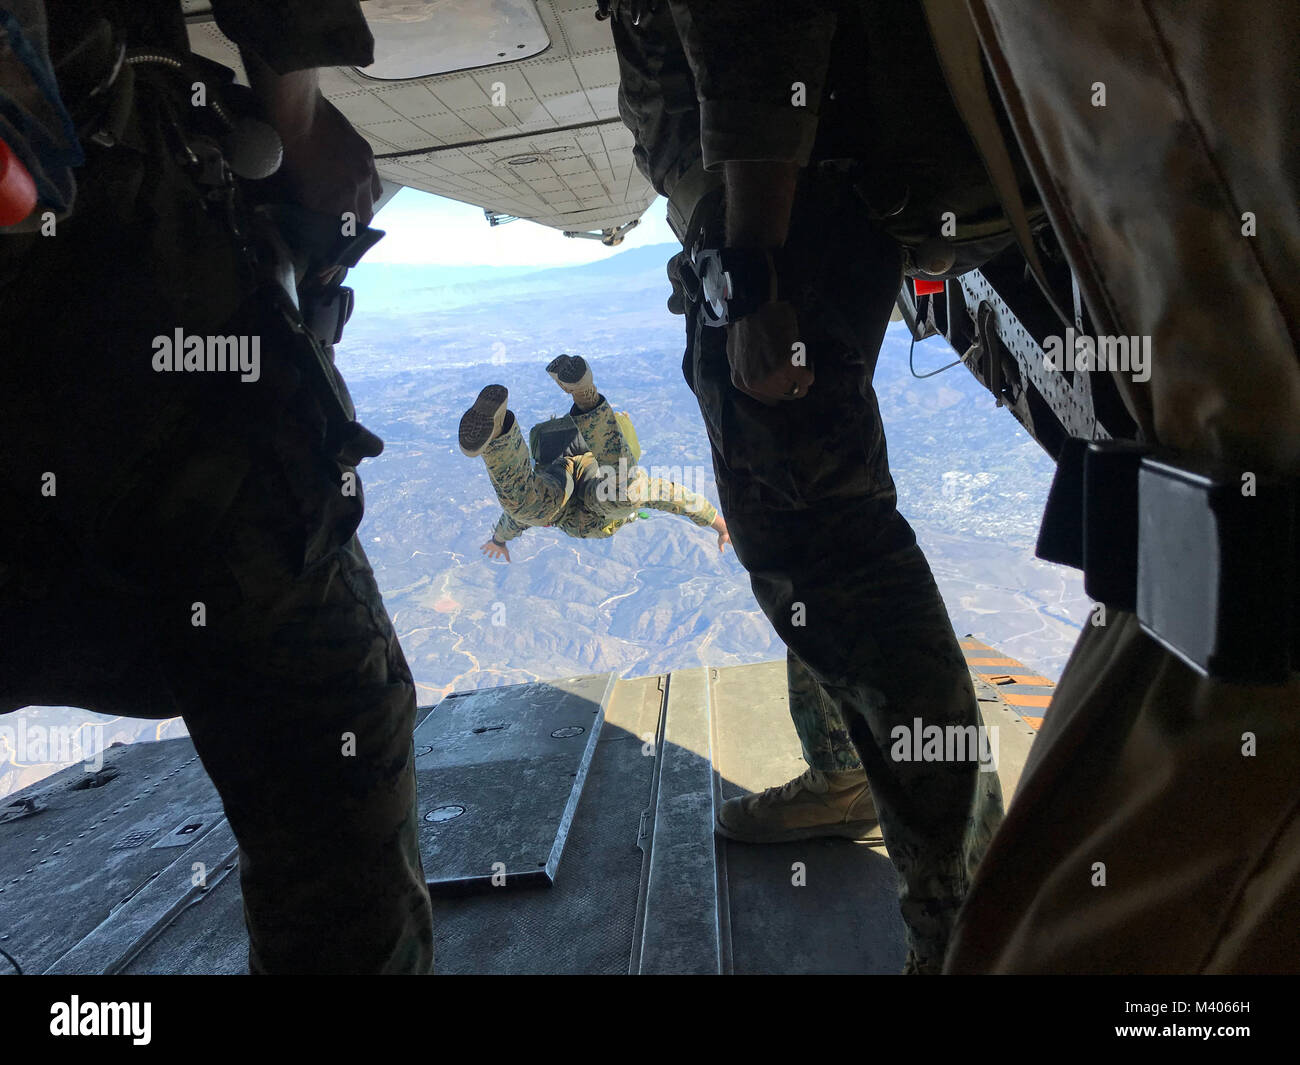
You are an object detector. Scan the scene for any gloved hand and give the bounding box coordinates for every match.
[666,250,690,315]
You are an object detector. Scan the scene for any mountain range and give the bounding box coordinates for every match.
[0,242,1085,797]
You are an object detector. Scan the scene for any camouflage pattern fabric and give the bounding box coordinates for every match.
[485,398,718,543]
[484,419,573,542]
[612,0,1015,252]
[680,173,1005,969]
[165,476,434,976]
[0,38,433,973]
[786,650,860,772]
[620,0,837,171]
[613,0,1006,968]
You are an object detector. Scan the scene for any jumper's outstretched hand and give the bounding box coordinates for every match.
[711,515,731,552]
[481,539,510,562]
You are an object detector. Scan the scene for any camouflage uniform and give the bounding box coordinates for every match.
[0,0,434,973]
[483,398,719,544]
[612,0,1003,967]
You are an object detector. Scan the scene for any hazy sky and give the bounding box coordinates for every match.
[369,186,678,267]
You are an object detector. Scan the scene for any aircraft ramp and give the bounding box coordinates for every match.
[0,650,1043,975]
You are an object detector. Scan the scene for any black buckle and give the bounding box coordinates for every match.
[693,247,732,326]
[1136,453,1295,683]
[1037,437,1297,683]
[302,284,354,347]
[691,246,777,327]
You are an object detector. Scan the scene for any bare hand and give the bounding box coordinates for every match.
[711,515,731,552]
[725,300,815,404]
[481,539,510,562]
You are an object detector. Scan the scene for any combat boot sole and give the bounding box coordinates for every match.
[546,353,592,393]
[459,384,509,457]
[714,814,883,844]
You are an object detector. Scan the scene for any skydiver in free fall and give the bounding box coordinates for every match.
[460,354,731,560]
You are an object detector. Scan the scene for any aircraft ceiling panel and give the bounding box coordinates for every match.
[542,90,598,124]
[363,0,551,81]
[186,2,654,235]
[584,83,621,114]
[470,68,534,102]
[458,106,511,136]
[379,126,655,232]
[186,18,244,73]
[372,82,445,118]
[569,51,614,91]
[423,76,494,112]
[552,1,618,54]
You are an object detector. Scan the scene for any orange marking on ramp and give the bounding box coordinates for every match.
[1019,715,1044,730]
[1002,692,1053,708]
[967,657,1021,667]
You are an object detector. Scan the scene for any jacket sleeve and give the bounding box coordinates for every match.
[611,0,702,198]
[665,0,838,169]
[637,478,718,528]
[210,0,374,74]
[492,511,527,544]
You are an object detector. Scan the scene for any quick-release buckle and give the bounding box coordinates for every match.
[302,284,354,347]
[693,247,734,325]
[1037,438,1298,683]
[690,246,779,327]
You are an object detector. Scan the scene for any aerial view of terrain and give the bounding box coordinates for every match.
[1,241,1086,797]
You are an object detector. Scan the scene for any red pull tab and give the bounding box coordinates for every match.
[913,277,945,297]
[0,139,38,226]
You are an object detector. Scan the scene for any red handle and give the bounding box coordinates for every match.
[913,277,946,297]
[0,139,38,226]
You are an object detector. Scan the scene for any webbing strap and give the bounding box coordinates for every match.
[919,0,1069,327]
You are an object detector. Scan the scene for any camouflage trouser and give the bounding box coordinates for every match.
[786,651,860,772]
[482,398,640,527]
[681,171,1004,966]
[0,59,434,973]
[1,473,436,976]
[162,472,435,976]
[482,419,572,526]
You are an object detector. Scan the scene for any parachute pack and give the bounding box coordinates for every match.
[529,411,642,466]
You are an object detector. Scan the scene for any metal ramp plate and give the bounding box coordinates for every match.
[708,660,905,974]
[0,738,227,975]
[413,673,614,893]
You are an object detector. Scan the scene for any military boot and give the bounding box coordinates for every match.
[546,354,599,409]
[715,766,879,843]
[459,384,509,457]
